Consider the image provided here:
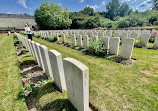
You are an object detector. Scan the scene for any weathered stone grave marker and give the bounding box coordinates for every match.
[63,58,89,111]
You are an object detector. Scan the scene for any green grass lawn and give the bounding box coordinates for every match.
[31,36,158,111]
[0,34,27,110]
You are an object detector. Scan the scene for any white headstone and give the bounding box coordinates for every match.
[48,50,67,91]
[120,38,135,59]
[62,34,66,43]
[39,45,54,79]
[109,37,120,55]
[140,33,151,47]
[101,36,110,50]
[71,34,76,46]
[83,35,89,49]
[153,34,158,49]
[77,35,82,47]
[35,43,45,72]
[63,58,89,111]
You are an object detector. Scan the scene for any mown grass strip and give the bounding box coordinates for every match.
[28,36,158,110]
[0,34,27,111]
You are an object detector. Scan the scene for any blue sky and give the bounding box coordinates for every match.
[0,0,154,15]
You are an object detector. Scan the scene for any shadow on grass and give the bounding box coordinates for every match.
[40,99,77,111]
[36,81,77,111]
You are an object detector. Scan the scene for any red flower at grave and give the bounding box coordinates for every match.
[22,78,29,85]
[151,32,157,37]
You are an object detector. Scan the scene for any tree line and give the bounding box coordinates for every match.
[34,0,158,29]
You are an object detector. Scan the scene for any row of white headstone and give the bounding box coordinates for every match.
[33,29,158,48]
[15,33,89,111]
[34,31,135,60]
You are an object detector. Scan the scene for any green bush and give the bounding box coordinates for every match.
[149,36,156,43]
[36,34,41,38]
[106,23,113,28]
[22,54,32,59]
[14,40,22,46]
[88,40,107,57]
[84,17,101,29]
[47,35,57,42]
[134,39,143,48]
[20,57,37,66]
[13,34,18,40]
[31,33,34,36]
[117,16,146,28]
[20,31,26,35]
[154,21,158,25]
[149,16,157,25]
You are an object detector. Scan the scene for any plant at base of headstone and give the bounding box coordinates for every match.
[47,35,57,42]
[134,38,143,48]
[106,55,122,63]
[22,54,32,59]
[36,34,41,38]
[88,40,107,57]
[14,40,22,46]
[22,80,38,96]
[20,57,37,66]
[149,36,156,43]
[13,34,18,40]
[64,42,70,45]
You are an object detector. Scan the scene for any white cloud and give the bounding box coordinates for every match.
[58,3,62,6]
[101,1,106,6]
[78,0,85,3]
[87,5,99,10]
[17,0,30,9]
[139,0,153,8]
[7,12,12,14]
[121,0,136,3]
[87,1,106,10]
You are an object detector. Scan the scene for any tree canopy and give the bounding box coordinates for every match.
[34,1,72,29]
[153,0,158,11]
[105,0,132,20]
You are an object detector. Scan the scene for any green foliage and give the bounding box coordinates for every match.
[14,40,22,46]
[13,34,18,40]
[117,15,145,28]
[88,40,107,57]
[152,0,158,11]
[105,0,132,20]
[20,57,37,66]
[34,0,72,29]
[22,54,32,59]
[149,36,156,43]
[82,6,94,16]
[149,16,158,25]
[23,82,38,95]
[134,39,143,48]
[20,31,26,35]
[154,21,158,25]
[85,17,101,29]
[47,35,57,42]
[106,23,113,28]
[106,0,120,20]
[36,34,41,38]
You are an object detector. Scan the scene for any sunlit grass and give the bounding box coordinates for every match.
[0,34,27,111]
[32,36,158,110]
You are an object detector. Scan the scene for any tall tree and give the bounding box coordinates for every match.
[83,6,94,16]
[119,2,130,17]
[153,0,158,11]
[34,1,71,29]
[105,0,120,20]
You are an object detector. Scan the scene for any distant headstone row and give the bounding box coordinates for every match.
[33,28,158,49]
[33,31,138,60]
[15,33,89,111]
